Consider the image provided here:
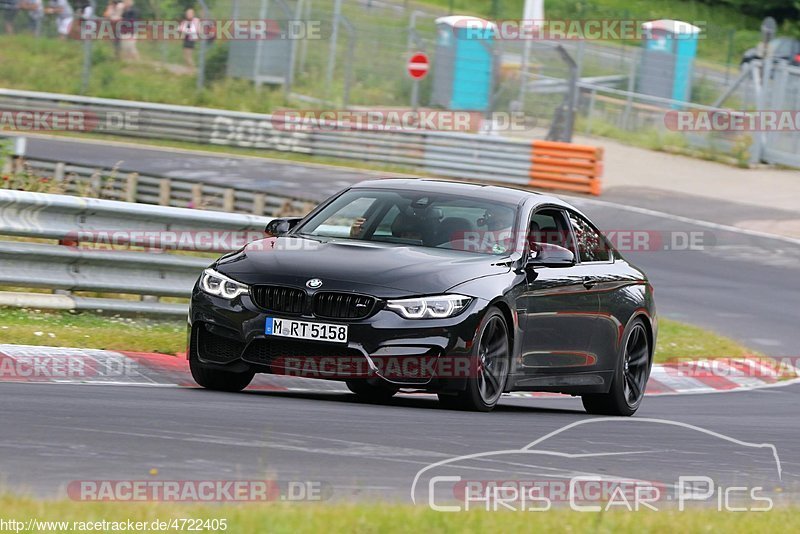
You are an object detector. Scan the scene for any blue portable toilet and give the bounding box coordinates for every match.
[637,19,701,104]
[432,16,496,111]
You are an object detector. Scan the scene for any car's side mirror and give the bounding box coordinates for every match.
[527,243,576,268]
[265,217,302,237]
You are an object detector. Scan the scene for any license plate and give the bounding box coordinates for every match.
[265,317,348,344]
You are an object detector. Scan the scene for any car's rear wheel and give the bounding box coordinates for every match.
[582,319,651,416]
[189,350,255,392]
[438,309,510,412]
[346,380,398,401]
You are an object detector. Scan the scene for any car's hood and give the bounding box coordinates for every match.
[213,236,512,297]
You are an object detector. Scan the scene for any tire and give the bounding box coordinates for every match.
[190,352,255,392]
[438,308,510,412]
[582,319,651,416]
[346,380,398,402]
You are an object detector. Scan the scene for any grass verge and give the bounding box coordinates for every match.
[0,307,755,363]
[0,494,796,533]
[0,308,185,354]
[652,318,757,363]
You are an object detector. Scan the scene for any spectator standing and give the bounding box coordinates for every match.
[45,0,73,39]
[179,7,199,69]
[103,0,123,58]
[2,0,20,35]
[118,0,138,61]
[20,0,43,35]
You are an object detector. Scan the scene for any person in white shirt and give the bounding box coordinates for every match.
[179,7,200,69]
[45,0,72,38]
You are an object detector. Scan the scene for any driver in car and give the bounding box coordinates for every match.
[480,208,515,254]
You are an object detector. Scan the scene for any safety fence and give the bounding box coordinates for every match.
[0,189,271,316]
[0,88,604,195]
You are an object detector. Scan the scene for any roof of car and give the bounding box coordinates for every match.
[350,178,574,209]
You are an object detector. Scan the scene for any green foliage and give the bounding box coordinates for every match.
[421,0,798,64]
[0,34,279,112]
[0,139,10,174]
[703,0,798,21]
[204,42,229,83]
[141,0,216,19]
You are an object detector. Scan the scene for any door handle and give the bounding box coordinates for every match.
[582,277,596,289]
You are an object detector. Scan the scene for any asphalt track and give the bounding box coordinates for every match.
[22,135,379,201]
[1,381,796,502]
[3,135,799,504]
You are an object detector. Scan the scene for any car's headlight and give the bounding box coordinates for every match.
[386,294,472,319]
[199,268,249,299]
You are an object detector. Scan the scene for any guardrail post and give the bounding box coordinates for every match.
[191,183,203,208]
[223,189,235,212]
[125,173,139,203]
[159,179,172,206]
[54,163,66,182]
[252,193,266,215]
[90,173,102,196]
[585,89,597,135]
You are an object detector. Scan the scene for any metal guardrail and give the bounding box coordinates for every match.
[0,88,603,194]
[0,190,272,316]
[9,157,316,217]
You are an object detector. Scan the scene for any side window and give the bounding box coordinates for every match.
[567,211,611,263]
[528,209,571,249]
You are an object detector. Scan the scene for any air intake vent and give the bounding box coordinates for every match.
[313,292,376,320]
[251,285,306,314]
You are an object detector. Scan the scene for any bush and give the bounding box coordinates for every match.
[204,42,229,84]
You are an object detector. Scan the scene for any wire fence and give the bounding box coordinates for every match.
[0,0,750,108]
[0,0,793,166]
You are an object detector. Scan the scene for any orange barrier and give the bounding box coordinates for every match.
[529,140,603,196]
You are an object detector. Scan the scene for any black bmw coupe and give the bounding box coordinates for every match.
[189,179,656,414]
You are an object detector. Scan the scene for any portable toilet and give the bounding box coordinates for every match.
[432,16,496,111]
[637,19,701,104]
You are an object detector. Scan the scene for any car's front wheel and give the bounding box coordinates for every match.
[582,318,651,416]
[189,352,255,392]
[438,308,510,412]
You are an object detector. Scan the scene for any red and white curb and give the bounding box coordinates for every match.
[0,344,798,397]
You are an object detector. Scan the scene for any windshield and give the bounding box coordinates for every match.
[296,188,519,255]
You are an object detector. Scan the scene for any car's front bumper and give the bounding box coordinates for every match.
[188,288,489,389]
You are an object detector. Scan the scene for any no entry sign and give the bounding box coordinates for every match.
[407,52,429,80]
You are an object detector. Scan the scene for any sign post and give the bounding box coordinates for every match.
[407,52,429,111]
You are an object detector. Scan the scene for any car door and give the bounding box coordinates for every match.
[564,209,626,372]
[516,207,601,380]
